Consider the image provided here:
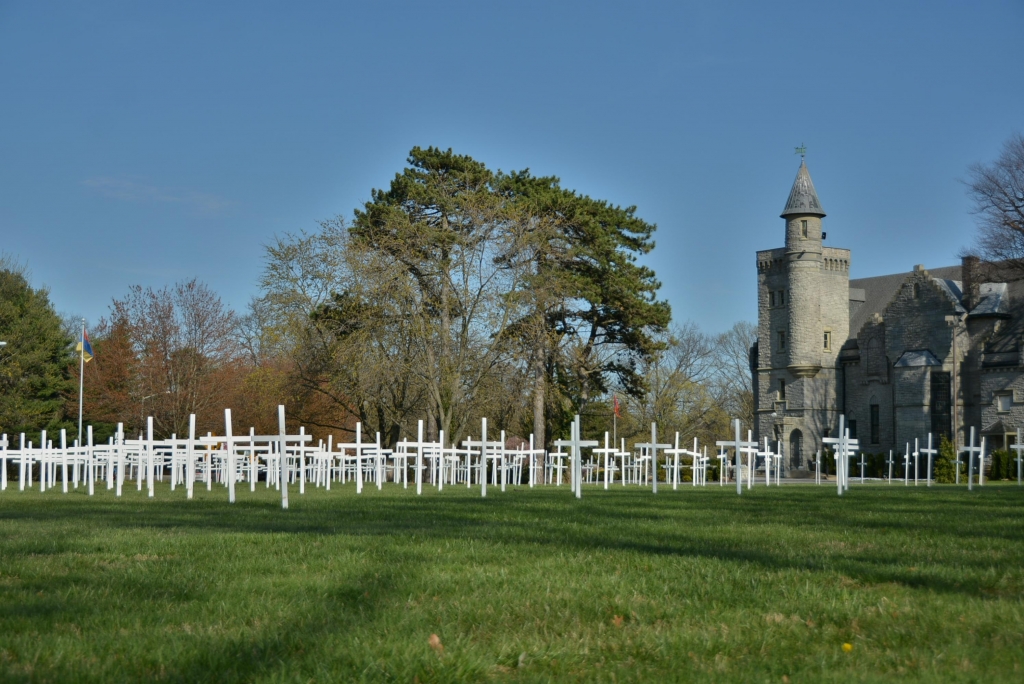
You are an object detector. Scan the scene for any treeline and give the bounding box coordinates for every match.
[1,148,754,449]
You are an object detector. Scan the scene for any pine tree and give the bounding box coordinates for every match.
[0,266,74,441]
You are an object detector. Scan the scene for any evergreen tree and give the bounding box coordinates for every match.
[0,266,74,441]
[934,435,958,484]
[497,169,671,444]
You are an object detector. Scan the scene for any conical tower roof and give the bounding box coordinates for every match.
[780,159,826,218]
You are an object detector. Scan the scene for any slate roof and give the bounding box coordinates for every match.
[970,283,1010,317]
[983,278,1024,355]
[780,160,826,218]
[848,265,962,339]
[848,265,1023,362]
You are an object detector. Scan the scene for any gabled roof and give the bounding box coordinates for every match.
[780,160,826,218]
[982,418,1012,436]
[848,265,962,339]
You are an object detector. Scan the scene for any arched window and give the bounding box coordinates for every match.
[790,429,803,469]
[866,337,884,376]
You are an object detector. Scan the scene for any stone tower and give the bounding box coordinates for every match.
[755,160,849,471]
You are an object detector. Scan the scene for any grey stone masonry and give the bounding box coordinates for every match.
[753,161,1024,465]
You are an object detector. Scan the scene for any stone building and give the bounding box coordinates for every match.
[752,160,1024,473]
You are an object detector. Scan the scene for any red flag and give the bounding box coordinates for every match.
[613,394,622,418]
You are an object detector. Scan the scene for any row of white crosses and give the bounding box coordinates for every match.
[665,435,710,488]
[716,419,758,495]
[0,406,315,509]
[889,435,940,487]
[8,412,1020,501]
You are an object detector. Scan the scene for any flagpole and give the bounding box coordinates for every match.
[612,395,617,448]
[78,319,85,446]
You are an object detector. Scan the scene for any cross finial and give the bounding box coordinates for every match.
[795,144,807,159]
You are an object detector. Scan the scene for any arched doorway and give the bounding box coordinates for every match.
[790,429,803,469]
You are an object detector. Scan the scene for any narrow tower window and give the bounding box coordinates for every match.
[778,330,786,350]
[769,291,775,307]
[870,404,880,444]
[823,330,832,351]
[779,379,786,400]
[801,220,808,238]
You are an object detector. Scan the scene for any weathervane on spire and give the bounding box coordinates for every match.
[795,144,807,160]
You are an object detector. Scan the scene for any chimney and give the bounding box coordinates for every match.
[962,255,980,311]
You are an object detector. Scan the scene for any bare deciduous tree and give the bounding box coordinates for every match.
[101,279,240,436]
[710,321,757,429]
[964,133,1024,277]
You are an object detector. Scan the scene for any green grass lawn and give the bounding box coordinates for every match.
[1,482,1022,683]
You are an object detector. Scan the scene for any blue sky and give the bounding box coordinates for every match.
[1,1,1021,333]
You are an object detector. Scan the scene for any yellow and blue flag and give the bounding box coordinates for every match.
[76,329,94,363]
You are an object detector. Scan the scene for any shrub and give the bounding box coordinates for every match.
[933,435,958,484]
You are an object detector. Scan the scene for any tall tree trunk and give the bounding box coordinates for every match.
[532,351,546,450]
[427,404,438,441]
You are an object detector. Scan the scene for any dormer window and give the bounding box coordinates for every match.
[801,220,808,238]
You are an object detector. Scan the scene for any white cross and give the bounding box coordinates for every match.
[960,426,983,491]
[885,449,895,484]
[86,424,96,496]
[912,438,920,487]
[271,405,312,509]
[617,438,630,487]
[334,422,370,494]
[716,447,728,486]
[186,415,197,499]
[146,418,155,497]
[688,439,707,487]
[1011,428,1024,487]
[225,409,237,504]
[497,429,508,492]
[523,434,545,488]
[770,438,778,485]
[411,420,431,495]
[717,419,757,495]
[552,415,597,499]
[40,429,47,493]
[741,431,759,490]
[634,422,671,494]
[592,432,618,490]
[60,429,68,494]
[1,433,9,492]
[919,434,937,487]
[902,443,911,486]
[663,433,688,490]
[822,416,858,496]
[758,437,775,487]
[979,436,987,487]
[115,423,126,496]
[462,418,503,497]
